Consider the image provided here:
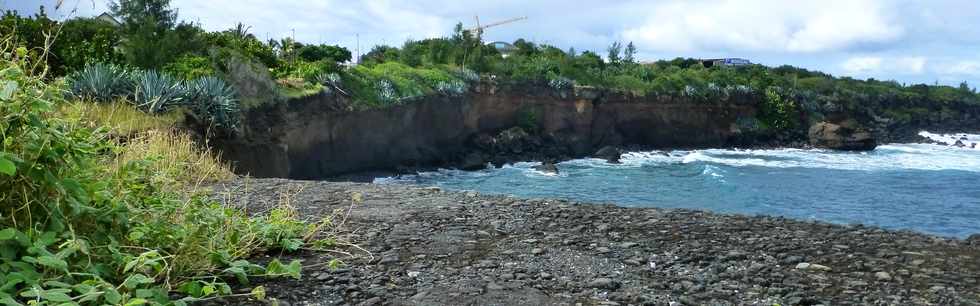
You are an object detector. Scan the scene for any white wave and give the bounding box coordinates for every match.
[377,132,980,183]
[675,145,980,172]
[919,131,980,147]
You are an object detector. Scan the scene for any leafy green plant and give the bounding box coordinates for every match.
[164,55,214,80]
[132,70,187,113]
[1,38,333,306]
[66,62,132,102]
[516,107,540,133]
[759,87,799,131]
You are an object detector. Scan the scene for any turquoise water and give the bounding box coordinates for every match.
[378,132,980,238]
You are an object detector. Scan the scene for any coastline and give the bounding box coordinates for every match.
[211,178,980,305]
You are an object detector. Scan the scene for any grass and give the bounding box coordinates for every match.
[61,100,184,136]
[277,79,324,99]
[110,129,235,191]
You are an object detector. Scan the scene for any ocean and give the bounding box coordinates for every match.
[378,132,980,238]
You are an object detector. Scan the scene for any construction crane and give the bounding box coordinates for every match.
[468,16,528,39]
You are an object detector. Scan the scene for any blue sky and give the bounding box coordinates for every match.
[6,0,980,87]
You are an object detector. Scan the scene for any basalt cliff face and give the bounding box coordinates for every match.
[208,83,979,179]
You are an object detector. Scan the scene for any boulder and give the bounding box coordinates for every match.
[460,152,489,171]
[594,146,624,163]
[533,161,559,174]
[808,121,877,151]
[967,234,980,245]
[495,127,533,154]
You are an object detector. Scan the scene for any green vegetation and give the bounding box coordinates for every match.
[67,62,240,135]
[5,0,974,133]
[1,36,350,305]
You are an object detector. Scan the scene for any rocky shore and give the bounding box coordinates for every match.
[209,178,980,306]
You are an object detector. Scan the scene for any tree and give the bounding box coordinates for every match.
[607,41,622,65]
[52,17,124,74]
[624,41,637,64]
[360,45,400,65]
[298,44,352,63]
[110,0,184,69]
[110,0,177,33]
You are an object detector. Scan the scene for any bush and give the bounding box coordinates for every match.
[516,107,540,132]
[67,62,132,102]
[132,70,188,114]
[1,40,330,305]
[164,55,215,80]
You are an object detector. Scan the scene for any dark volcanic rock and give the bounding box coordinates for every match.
[212,178,980,306]
[533,161,559,174]
[594,146,623,163]
[459,152,489,170]
[968,234,980,245]
[808,121,877,151]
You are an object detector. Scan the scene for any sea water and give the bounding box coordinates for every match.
[378,132,980,238]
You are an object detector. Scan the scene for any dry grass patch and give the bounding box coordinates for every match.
[61,100,183,136]
[109,129,235,191]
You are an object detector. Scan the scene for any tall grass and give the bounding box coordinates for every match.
[111,129,235,190]
[61,100,183,136]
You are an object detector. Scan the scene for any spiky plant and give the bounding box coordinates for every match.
[67,62,131,102]
[435,80,466,96]
[377,79,398,104]
[132,70,187,114]
[188,76,240,134]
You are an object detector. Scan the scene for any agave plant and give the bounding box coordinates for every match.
[548,76,573,90]
[376,79,398,104]
[131,70,187,114]
[67,62,131,102]
[188,76,240,133]
[435,80,466,96]
[314,72,342,87]
[451,67,480,83]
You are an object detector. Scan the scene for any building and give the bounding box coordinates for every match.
[701,58,751,68]
[95,12,121,27]
[486,41,518,57]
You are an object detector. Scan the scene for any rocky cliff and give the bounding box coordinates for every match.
[208,82,979,179]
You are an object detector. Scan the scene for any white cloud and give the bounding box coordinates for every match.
[841,56,927,75]
[622,0,904,53]
[940,61,980,76]
[842,56,884,73]
[896,57,927,74]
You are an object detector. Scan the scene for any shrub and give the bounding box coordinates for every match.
[1,40,333,305]
[516,107,540,133]
[164,55,215,80]
[132,70,188,113]
[67,62,132,102]
[759,87,799,131]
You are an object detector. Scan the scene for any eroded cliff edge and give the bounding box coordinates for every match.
[208,82,979,179]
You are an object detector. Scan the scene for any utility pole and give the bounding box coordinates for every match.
[356,33,360,65]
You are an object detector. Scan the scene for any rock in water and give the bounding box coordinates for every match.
[460,152,489,170]
[533,162,559,175]
[594,146,624,163]
[808,121,877,151]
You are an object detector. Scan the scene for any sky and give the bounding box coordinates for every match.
[5,0,980,87]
